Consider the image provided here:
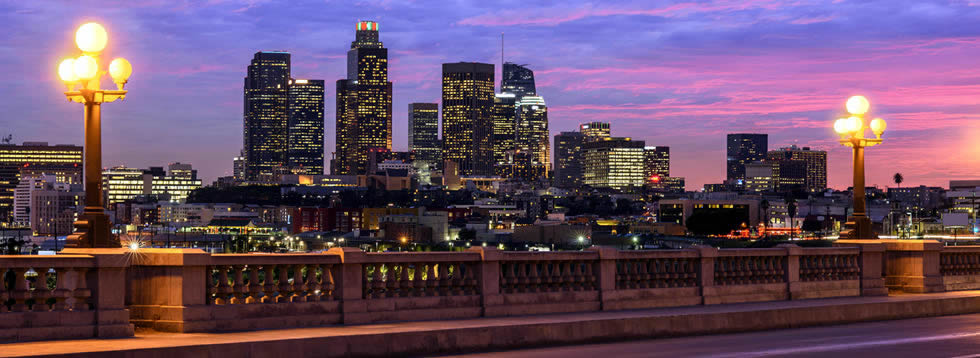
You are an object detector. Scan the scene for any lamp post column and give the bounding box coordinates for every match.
[852,144,866,219]
[83,98,103,210]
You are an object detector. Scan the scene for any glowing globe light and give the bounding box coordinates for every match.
[58,59,78,82]
[109,57,132,83]
[846,95,870,115]
[845,116,862,134]
[75,22,108,53]
[833,118,847,135]
[73,55,98,80]
[870,118,887,135]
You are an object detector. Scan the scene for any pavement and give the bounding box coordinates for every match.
[446,313,980,358]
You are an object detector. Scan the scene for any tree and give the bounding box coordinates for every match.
[760,199,770,238]
[787,199,798,236]
[457,228,476,242]
[802,216,823,234]
[893,173,904,188]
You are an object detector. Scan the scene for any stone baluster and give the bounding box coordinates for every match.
[51,268,71,311]
[636,260,650,289]
[413,263,425,297]
[262,265,276,303]
[10,268,30,312]
[306,265,321,302]
[72,268,91,311]
[526,262,540,293]
[464,262,477,295]
[450,263,463,295]
[322,264,336,300]
[385,264,399,298]
[33,268,52,312]
[399,263,412,297]
[425,263,437,296]
[247,266,261,304]
[584,261,596,289]
[291,265,307,302]
[561,261,574,291]
[501,262,514,293]
[229,265,246,304]
[215,266,231,305]
[437,263,450,296]
[276,265,291,303]
[0,268,8,313]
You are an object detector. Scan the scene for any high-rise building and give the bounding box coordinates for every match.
[243,51,291,181]
[726,133,768,182]
[514,96,550,180]
[744,161,776,193]
[27,176,83,237]
[233,154,245,180]
[0,142,82,225]
[580,122,611,140]
[408,103,440,173]
[766,145,827,192]
[103,165,203,205]
[441,62,495,177]
[644,146,670,180]
[582,137,646,190]
[502,62,536,99]
[287,79,325,175]
[554,132,586,188]
[333,21,393,175]
[492,93,518,174]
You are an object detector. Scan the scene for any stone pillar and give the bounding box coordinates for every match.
[834,240,888,296]
[328,247,368,324]
[468,247,500,316]
[696,246,719,305]
[778,244,803,299]
[588,246,618,310]
[59,248,134,338]
[119,248,213,332]
[880,240,944,293]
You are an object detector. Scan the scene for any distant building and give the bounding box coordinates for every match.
[0,142,83,225]
[514,96,550,181]
[659,199,760,227]
[103,165,203,205]
[579,122,611,140]
[726,133,768,183]
[28,176,84,236]
[501,62,536,99]
[233,154,245,180]
[492,93,518,175]
[408,103,440,178]
[887,185,945,213]
[767,145,827,192]
[333,21,393,175]
[441,62,495,177]
[644,146,670,180]
[743,161,775,193]
[582,137,646,190]
[554,132,586,188]
[287,79,325,175]
[243,51,291,181]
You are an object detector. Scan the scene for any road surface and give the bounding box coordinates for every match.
[445,313,980,358]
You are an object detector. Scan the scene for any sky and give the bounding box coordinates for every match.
[2,0,980,190]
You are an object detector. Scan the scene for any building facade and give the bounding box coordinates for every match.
[514,96,550,180]
[766,145,827,192]
[580,122,611,140]
[103,165,203,205]
[644,146,670,179]
[582,137,646,190]
[441,62,495,177]
[726,133,768,182]
[0,142,83,225]
[408,103,440,176]
[243,51,291,181]
[501,62,536,99]
[492,93,518,175]
[333,21,393,175]
[554,131,586,188]
[287,79,325,175]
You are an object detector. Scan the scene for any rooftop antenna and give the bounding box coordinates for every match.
[501,32,505,68]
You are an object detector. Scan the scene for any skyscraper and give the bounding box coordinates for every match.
[580,122,611,140]
[243,51,291,181]
[502,62,536,99]
[644,146,670,180]
[287,79,325,175]
[408,103,440,174]
[766,145,827,192]
[333,21,393,175]
[492,93,518,174]
[514,95,550,180]
[582,137,646,190]
[726,133,768,182]
[441,62,495,177]
[554,131,585,188]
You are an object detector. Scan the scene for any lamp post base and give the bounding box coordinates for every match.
[66,207,119,248]
[840,215,877,240]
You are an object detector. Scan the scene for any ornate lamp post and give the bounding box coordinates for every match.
[833,96,887,240]
[57,23,133,248]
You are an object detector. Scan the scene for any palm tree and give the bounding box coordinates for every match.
[893,173,904,188]
[787,199,798,237]
[760,199,770,239]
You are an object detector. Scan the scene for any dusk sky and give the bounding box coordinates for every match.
[3,0,979,190]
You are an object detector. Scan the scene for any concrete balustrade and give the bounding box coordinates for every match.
[940,246,980,291]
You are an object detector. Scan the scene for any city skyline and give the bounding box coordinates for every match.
[5,1,980,189]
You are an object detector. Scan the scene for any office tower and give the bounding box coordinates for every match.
[554,131,586,188]
[744,161,775,193]
[644,146,670,180]
[502,62,536,99]
[15,174,83,236]
[287,79,325,175]
[726,133,768,182]
[167,162,196,180]
[766,145,827,192]
[102,165,203,205]
[492,93,518,174]
[582,137,646,190]
[333,21,393,175]
[233,154,245,180]
[514,96,550,180]
[580,122,611,140]
[441,62,495,177]
[408,103,440,170]
[0,142,83,225]
[769,157,807,192]
[243,51,291,181]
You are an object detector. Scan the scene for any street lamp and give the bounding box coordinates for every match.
[833,95,887,240]
[59,22,132,248]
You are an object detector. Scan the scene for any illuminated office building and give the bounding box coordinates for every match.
[492,93,518,174]
[441,62,495,177]
[766,145,827,192]
[333,21,393,175]
[408,103,440,172]
[582,137,646,190]
[726,133,768,182]
[244,51,291,181]
[0,142,82,225]
[644,146,670,179]
[102,167,145,205]
[554,132,585,188]
[580,122,611,140]
[287,79,325,175]
[233,154,245,180]
[502,62,536,99]
[514,96,550,180]
[744,161,776,193]
[103,165,203,205]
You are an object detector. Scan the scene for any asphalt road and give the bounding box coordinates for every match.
[443,313,980,358]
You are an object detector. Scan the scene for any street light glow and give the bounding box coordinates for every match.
[73,55,98,80]
[58,59,78,83]
[75,22,108,53]
[846,95,870,115]
[109,57,132,85]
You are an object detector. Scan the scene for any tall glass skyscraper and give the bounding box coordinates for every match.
[333,21,393,175]
[287,79,325,175]
[514,95,550,180]
[408,103,440,171]
[502,62,536,99]
[243,51,290,181]
[442,62,495,177]
[492,93,517,174]
[726,133,768,182]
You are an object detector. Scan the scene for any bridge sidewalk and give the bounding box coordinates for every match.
[5,291,980,358]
